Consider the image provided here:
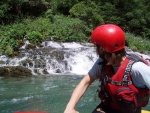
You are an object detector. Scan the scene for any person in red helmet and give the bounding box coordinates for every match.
[64,24,150,113]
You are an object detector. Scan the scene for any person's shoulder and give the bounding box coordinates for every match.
[96,58,104,64]
[132,61,149,71]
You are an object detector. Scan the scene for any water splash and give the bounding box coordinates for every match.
[0,41,97,75]
[0,41,150,76]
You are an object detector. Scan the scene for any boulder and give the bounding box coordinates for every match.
[0,66,32,77]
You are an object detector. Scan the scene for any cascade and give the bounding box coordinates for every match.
[0,41,150,76]
[0,41,97,75]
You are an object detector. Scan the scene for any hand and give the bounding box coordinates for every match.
[64,108,79,113]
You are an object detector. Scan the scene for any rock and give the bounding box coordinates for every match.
[0,66,32,77]
[0,60,5,64]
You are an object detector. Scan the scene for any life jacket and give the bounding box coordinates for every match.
[98,53,150,110]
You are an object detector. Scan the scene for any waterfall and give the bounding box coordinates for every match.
[0,41,97,75]
[0,41,150,76]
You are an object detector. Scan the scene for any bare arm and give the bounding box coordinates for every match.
[64,74,95,113]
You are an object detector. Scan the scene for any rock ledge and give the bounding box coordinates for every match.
[0,66,32,77]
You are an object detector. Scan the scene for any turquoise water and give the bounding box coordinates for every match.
[0,75,149,113]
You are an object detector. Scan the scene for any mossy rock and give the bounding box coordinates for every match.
[0,66,32,77]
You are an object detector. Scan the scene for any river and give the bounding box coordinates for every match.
[0,75,100,113]
[0,41,150,113]
[0,75,150,113]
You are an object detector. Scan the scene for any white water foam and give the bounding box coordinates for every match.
[0,41,150,76]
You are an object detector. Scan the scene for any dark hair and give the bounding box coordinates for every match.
[105,49,126,65]
[125,40,129,46]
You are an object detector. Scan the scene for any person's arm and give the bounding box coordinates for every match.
[131,62,150,89]
[64,74,95,113]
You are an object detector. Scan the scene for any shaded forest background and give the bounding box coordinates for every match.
[0,0,150,56]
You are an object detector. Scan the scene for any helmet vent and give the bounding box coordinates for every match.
[115,44,119,48]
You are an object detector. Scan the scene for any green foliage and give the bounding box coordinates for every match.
[0,16,91,56]
[44,9,54,21]
[0,0,50,24]
[0,23,25,56]
[124,0,150,38]
[5,45,14,57]
[26,31,43,45]
[50,0,150,38]
[0,17,52,55]
[0,0,150,56]
[24,17,51,40]
[100,2,123,25]
[7,23,26,40]
[126,33,150,53]
[50,0,79,15]
[0,2,10,18]
[0,36,18,56]
[49,15,90,42]
[69,1,104,28]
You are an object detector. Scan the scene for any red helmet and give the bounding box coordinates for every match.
[91,24,125,53]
